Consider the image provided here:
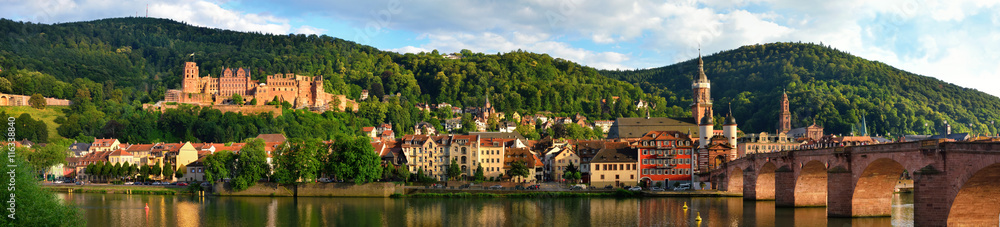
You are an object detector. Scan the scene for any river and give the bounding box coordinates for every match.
[57,192,913,226]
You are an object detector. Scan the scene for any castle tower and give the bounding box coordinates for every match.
[182,62,200,93]
[779,90,791,133]
[723,105,738,160]
[691,51,713,125]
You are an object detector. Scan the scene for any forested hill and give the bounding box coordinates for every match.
[0,17,681,135]
[601,42,1000,136]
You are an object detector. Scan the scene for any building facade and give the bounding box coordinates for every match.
[637,131,695,188]
[165,62,354,110]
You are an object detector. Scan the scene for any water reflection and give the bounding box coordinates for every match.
[57,193,915,226]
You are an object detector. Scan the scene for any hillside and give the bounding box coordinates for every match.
[601,42,1000,136]
[0,17,675,143]
[0,17,672,118]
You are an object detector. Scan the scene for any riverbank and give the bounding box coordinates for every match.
[44,185,188,195]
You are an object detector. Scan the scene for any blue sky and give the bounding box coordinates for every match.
[4,0,1000,97]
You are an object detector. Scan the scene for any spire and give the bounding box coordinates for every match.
[726,102,737,125]
[696,48,708,83]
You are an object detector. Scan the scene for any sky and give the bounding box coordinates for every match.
[3,0,999,97]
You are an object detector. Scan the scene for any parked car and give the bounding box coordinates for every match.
[200,182,212,187]
[152,182,162,185]
[604,185,614,189]
[177,182,189,186]
[570,185,586,190]
[75,181,85,185]
[434,184,445,189]
[651,187,665,192]
[527,184,540,190]
[123,182,133,185]
[489,185,504,190]
[459,183,474,189]
[54,180,63,184]
[674,183,691,191]
[629,187,642,191]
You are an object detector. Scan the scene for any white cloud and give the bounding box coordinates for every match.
[1,0,317,35]
[294,25,326,35]
[398,32,631,69]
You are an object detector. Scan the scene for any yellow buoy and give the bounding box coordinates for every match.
[683,202,688,210]
[695,212,702,222]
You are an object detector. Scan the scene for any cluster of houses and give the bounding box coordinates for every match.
[61,134,288,183]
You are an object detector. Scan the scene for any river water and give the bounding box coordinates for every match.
[57,192,913,226]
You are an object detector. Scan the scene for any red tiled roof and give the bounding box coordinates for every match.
[109,149,133,156]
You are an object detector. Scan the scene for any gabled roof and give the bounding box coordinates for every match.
[109,149,133,156]
[591,142,636,163]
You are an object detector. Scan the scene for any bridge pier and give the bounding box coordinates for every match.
[826,166,853,217]
[914,166,949,226]
[775,166,796,207]
[743,167,757,200]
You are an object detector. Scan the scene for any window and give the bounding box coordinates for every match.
[601,175,605,180]
[615,175,620,180]
[630,175,634,180]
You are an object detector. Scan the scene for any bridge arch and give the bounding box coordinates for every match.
[947,162,1000,226]
[795,160,827,207]
[756,162,777,200]
[852,158,906,217]
[0,95,7,106]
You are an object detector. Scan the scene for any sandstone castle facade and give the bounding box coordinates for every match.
[164,62,355,111]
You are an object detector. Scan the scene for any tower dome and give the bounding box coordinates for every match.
[725,114,737,125]
[700,114,713,125]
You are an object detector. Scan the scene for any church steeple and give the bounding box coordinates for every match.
[691,48,713,126]
[779,90,791,133]
[696,49,709,83]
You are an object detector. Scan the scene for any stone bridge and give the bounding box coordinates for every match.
[708,139,1000,226]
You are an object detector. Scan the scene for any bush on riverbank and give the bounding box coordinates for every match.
[1,156,85,227]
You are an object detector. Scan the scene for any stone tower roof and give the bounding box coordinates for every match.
[695,52,709,83]
[700,114,713,125]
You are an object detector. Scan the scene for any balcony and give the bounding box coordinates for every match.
[655,154,675,159]
[655,164,677,169]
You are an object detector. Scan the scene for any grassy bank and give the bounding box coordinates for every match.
[0,106,68,140]
[43,185,190,195]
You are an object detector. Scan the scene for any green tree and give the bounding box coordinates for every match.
[273,139,322,197]
[0,156,84,226]
[120,162,131,180]
[473,164,485,182]
[23,143,68,180]
[175,165,185,179]
[151,161,162,179]
[232,138,270,190]
[447,158,462,180]
[231,93,244,105]
[29,93,46,109]
[397,165,411,183]
[163,162,175,181]
[509,161,530,182]
[326,135,383,184]
[381,164,394,180]
[204,151,234,182]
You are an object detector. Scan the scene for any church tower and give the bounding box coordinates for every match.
[779,90,791,133]
[691,51,713,126]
